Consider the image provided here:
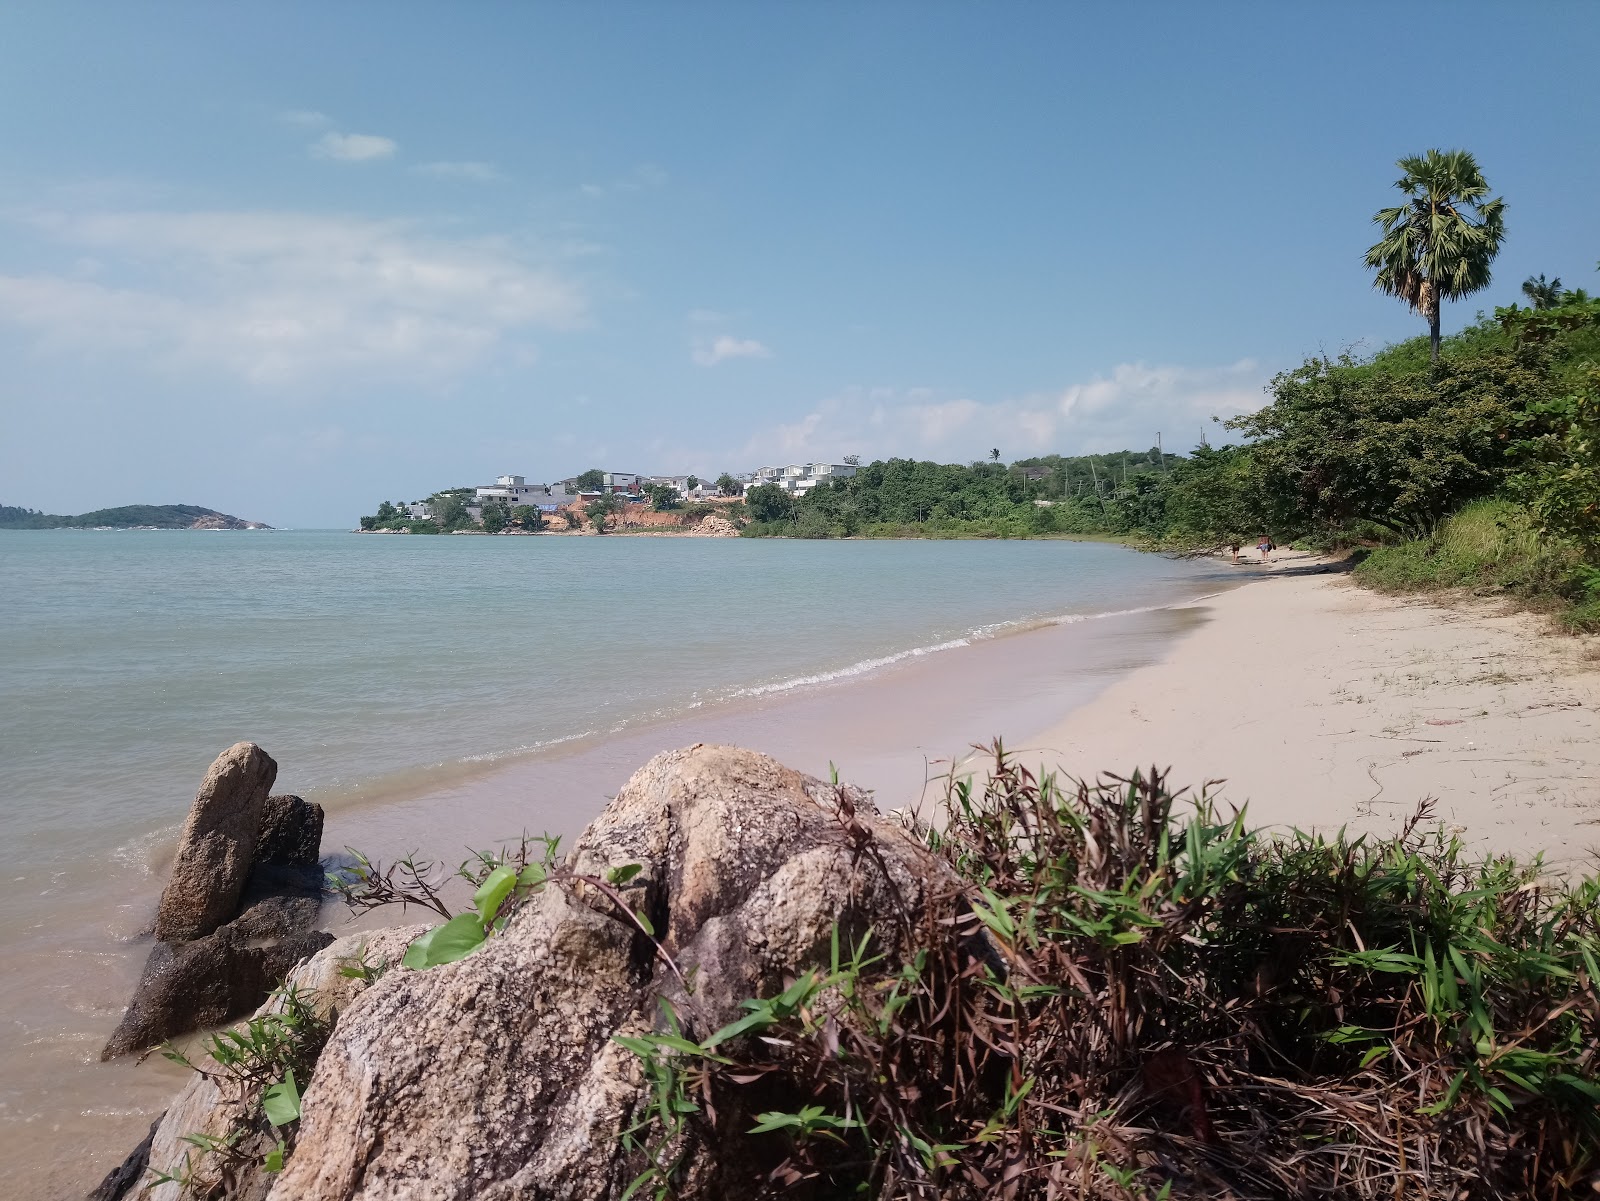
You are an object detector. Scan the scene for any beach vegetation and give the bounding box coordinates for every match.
[715,472,743,496]
[151,981,331,1191]
[614,743,1600,1199]
[511,504,545,531]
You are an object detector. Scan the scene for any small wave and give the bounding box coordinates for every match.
[731,591,1224,701]
[458,730,597,766]
[734,636,976,698]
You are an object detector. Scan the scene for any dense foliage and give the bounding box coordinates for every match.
[739,293,1600,623]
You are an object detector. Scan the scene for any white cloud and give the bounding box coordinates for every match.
[310,132,398,162]
[692,335,771,367]
[579,164,669,200]
[734,361,1268,465]
[0,209,585,385]
[414,161,501,182]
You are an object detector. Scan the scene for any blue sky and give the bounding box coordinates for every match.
[1,4,1595,527]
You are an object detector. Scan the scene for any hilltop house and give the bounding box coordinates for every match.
[749,462,858,496]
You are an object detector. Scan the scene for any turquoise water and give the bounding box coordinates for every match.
[0,531,1232,867]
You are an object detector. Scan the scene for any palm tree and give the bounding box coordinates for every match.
[1521,274,1563,310]
[1364,149,1506,364]
[990,448,1000,464]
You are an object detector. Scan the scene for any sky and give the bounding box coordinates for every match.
[0,4,1595,527]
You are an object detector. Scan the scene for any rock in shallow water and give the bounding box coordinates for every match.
[154,743,278,943]
[102,748,332,1060]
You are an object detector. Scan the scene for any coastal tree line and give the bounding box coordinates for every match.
[743,149,1600,630]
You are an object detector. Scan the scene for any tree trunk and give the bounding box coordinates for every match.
[1428,300,1441,365]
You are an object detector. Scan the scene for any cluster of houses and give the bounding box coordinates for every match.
[401,463,859,522]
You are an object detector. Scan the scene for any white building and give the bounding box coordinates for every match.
[749,463,858,495]
[470,475,591,513]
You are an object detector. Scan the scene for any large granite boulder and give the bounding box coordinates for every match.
[155,743,278,943]
[263,744,955,1201]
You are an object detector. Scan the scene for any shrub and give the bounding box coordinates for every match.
[618,745,1600,1199]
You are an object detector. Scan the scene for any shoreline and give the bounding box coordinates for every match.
[15,574,1233,1200]
[27,548,1600,1197]
[1028,551,1600,866]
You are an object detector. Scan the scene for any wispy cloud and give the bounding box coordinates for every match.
[279,109,331,128]
[0,209,585,385]
[413,160,501,182]
[579,163,669,199]
[692,335,771,367]
[733,361,1268,465]
[310,131,398,162]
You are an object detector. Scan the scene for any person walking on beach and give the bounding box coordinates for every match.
[1257,536,1271,562]
[1229,541,1241,563]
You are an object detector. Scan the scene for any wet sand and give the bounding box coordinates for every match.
[14,600,1214,1199]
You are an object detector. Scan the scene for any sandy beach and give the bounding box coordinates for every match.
[1027,552,1600,868]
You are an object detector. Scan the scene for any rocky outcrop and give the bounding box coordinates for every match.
[133,927,426,1201]
[263,745,953,1200]
[102,751,333,1060]
[687,513,739,537]
[155,743,278,942]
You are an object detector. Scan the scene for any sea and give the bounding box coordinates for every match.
[0,529,1238,1195]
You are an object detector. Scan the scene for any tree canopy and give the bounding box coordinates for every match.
[1365,149,1506,364]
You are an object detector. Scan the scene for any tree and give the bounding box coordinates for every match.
[375,500,398,522]
[480,499,510,533]
[574,468,606,492]
[715,473,743,497]
[1522,274,1564,311]
[431,492,470,531]
[1229,349,1548,538]
[744,483,795,523]
[1365,149,1506,365]
[990,448,1001,464]
[843,454,861,466]
[511,505,544,531]
[646,483,681,511]
[560,508,583,529]
[686,476,699,491]
[1510,367,1600,558]
[585,495,620,533]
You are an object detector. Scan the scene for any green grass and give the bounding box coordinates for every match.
[1354,498,1598,631]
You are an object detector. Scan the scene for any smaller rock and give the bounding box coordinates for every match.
[101,923,334,1060]
[255,795,323,867]
[155,743,278,943]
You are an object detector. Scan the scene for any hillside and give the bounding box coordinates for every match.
[0,504,271,530]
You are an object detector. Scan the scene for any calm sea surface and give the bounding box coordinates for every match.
[1,530,1233,869]
[0,529,1238,1196]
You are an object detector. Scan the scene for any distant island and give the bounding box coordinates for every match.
[0,504,271,530]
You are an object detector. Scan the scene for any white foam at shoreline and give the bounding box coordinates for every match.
[731,592,1222,700]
